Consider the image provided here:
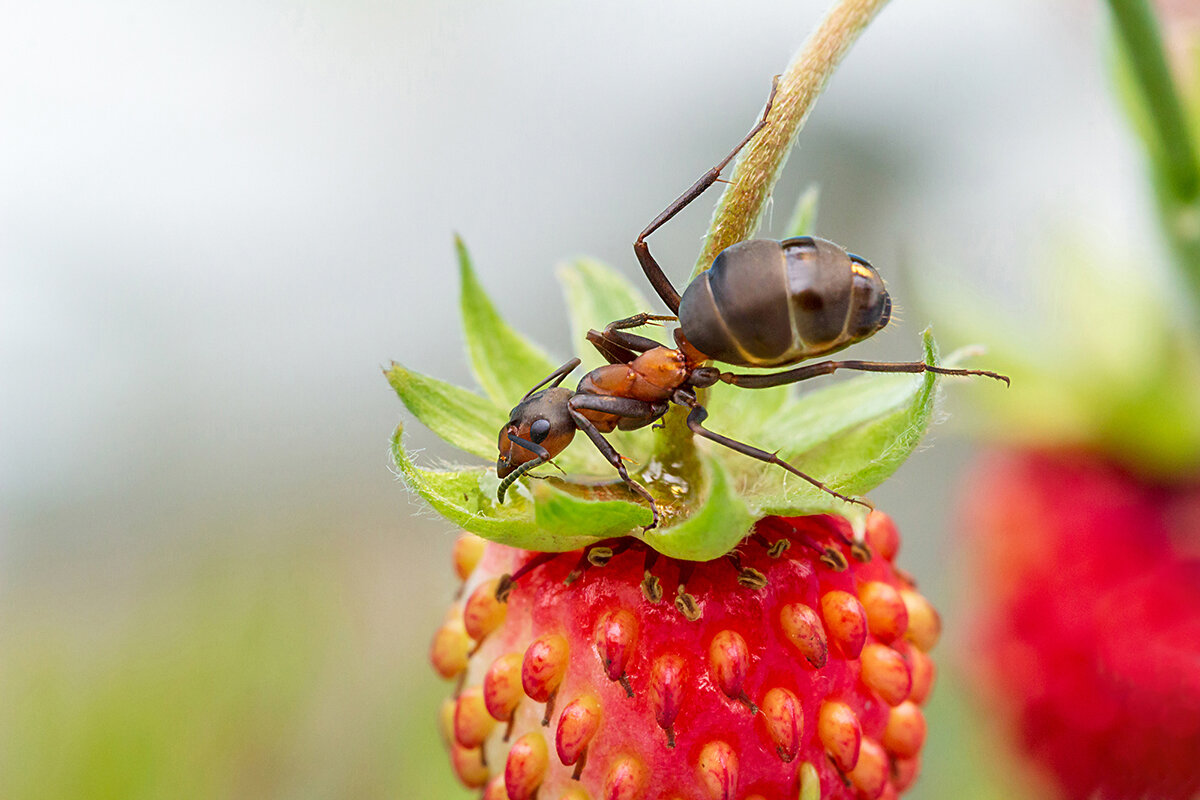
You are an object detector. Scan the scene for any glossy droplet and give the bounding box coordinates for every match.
[860,643,912,706]
[760,687,803,762]
[649,653,687,747]
[883,701,926,758]
[505,732,549,800]
[464,579,508,643]
[522,634,569,703]
[847,738,889,800]
[595,609,638,693]
[696,740,739,800]
[820,590,867,659]
[908,648,936,705]
[708,630,750,700]
[602,754,647,800]
[858,581,909,642]
[430,617,471,679]
[865,510,900,561]
[450,743,490,788]
[453,533,486,581]
[556,694,602,768]
[900,588,941,652]
[484,652,524,722]
[779,602,829,668]
[454,686,497,748]
[818,700,863,772]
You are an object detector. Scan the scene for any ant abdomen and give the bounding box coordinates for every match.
[676,236,892,368]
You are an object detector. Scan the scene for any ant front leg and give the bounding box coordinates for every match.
[671,389,870,510]
[718,359,1010,389]
[567,394,667,530]
[634,79,779,314]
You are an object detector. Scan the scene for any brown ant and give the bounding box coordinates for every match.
[495,82,1007,529]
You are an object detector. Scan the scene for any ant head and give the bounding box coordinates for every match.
[496,387,577,478]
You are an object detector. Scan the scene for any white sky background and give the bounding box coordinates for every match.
[1,0,1150,568]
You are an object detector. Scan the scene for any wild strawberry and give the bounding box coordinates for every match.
[396,179,976,798]
[431,511,937,800]
[964,451,1200,800]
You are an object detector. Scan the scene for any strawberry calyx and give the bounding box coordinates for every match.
[389,237,985,560]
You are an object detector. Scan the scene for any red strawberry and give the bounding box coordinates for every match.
[964,451,1200,800]
[431,511,938,800]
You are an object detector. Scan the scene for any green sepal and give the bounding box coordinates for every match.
[643,452,757,561]
[457,236,558,405]
[385,363,508,460]
[735,331,939,515]
[531,480,652,541]
[391,423,649,551]
[559,258,654,373]
[785,183,821,238]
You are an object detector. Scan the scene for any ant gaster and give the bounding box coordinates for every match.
[496,81,1008,530]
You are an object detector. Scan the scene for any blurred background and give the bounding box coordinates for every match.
[0,1,1160,797]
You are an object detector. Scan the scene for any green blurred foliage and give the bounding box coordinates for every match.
[0,529,469,800]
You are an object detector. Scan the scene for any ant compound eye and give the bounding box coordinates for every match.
[529,418,551,444]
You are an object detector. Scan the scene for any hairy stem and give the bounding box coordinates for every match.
[692,0,892,279]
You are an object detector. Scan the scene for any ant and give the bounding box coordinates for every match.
[495,81,1008,530]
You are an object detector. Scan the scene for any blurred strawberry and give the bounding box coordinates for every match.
[964,452,1200,800]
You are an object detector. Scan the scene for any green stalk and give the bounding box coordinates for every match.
[692,0,892,279]
[1108,0,1200,311]
[656,0,891,481]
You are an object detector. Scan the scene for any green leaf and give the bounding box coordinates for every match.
[457,235,559,406]
[643,453,757,561]
[532,481,652,539]
[701,379,792,445]
[785,183,820,238]
[725,331,942,516]
[559,258,657,373]
[385,363,508,460]
[392,423,647,551]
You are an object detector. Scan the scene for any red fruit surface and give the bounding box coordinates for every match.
[965,451,1200,800]
[430,513,937,800]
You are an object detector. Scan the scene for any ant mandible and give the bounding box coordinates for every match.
[495,80,1008,530]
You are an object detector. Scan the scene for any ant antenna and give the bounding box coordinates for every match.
[497,456,547,504]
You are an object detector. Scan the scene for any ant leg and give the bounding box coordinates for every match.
[672,389,870,509]
[587,330,639,365]
[566,397,666,530]
[586,314,676,364]
[521,358,583,400]
[634,79,779,314]
[605,313,678,332]
[719,359,1010,389]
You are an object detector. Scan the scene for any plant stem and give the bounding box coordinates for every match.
[1109,0,1199,201]
[1108,0,1200,312]
[692,0,892,279]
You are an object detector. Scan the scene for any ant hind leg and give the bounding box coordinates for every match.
[672,389,870,510]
